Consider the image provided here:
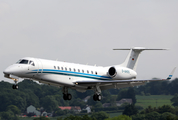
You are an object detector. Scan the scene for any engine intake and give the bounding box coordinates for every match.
[108,67,117,77]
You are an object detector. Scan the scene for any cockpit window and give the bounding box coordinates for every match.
[16,59,22,64]
[29,61,35,66]
[19,59,29,64]
[16,59,35,66]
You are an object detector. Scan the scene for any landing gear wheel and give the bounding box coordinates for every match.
[67,94,72,100]
[63,93,72,100]
[93,94,97,101]
[12,85,18,89]
[97,94,102,101]
[93,94,102,101]
[63,94,68,100]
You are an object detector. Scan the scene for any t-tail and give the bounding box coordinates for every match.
[114,47,167,71]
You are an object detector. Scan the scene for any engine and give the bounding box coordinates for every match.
[108,66,137,80]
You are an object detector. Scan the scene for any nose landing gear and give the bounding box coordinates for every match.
[12,78,19,90]
[12,84,18,89]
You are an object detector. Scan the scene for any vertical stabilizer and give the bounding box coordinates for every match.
[114,47,167,71]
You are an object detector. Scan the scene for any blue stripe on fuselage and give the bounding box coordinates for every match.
[29,69,111,80]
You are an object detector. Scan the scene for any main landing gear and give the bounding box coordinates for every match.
[63,87,72,100]
[93,85,102,101]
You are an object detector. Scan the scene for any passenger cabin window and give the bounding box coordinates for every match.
[91,71,93,74]
[87,70,89,74]
[58,66,60,70]
[82,70,84,73]
[78,69,80,72]
[74,69,76,72]
[61,67,63,70]
[69,68,71,71]
[65,67,67,71]
[54,66,56,69]
[95,72,97,75]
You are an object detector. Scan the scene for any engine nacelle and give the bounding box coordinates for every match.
[108,66,137,80]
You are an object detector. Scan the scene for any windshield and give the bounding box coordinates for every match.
[19,59,29,64]
[16,59,35,66]
[16,59,22,64]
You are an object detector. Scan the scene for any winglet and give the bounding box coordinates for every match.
[167,67,176,80]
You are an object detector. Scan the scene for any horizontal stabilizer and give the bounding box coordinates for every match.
[113,47,168,51]
[113,47,168,71]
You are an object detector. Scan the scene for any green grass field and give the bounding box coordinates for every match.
[135,95,173,109]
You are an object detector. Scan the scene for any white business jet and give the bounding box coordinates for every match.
[3,47,176,101]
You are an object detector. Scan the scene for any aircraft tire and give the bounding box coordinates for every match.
[12,85,15,89]
[67,94,72,100]
[97,94,102,101]
[15,85,18,89]
[93,94,97,101]
[12,85,18,89]
[63,94,68,100]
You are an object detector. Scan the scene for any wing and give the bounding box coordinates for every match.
[74,67,176,85]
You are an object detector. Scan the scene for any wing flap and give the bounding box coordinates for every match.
[74,78,165,85]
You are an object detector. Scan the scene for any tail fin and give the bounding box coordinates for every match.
[114,47,167,71]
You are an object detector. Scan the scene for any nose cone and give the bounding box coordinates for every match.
[3,67,11,75]
[3,65,18,75]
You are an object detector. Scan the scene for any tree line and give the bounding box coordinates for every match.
[0,78,178,119]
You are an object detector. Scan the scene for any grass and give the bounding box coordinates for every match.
[109,112,122,118]
[135,95,173,109]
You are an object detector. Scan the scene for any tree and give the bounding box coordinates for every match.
[91,111,109,120]
[0,110,18,120]
[122,104,138,116]
[157,105,174,114]
[54,108,65,116]
[117,87,136,104]
[145,111,160,120]
[171,93,178,107]
[132,114,145,120]
[40,95,58,112]
[143,106,155,114]
[160,112,176,120]
[70,98,87,109]
[6,105,20,115]
[82,115,94,120]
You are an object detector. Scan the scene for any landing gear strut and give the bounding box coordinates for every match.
[62,87,72,100]
[93,85,102,101]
